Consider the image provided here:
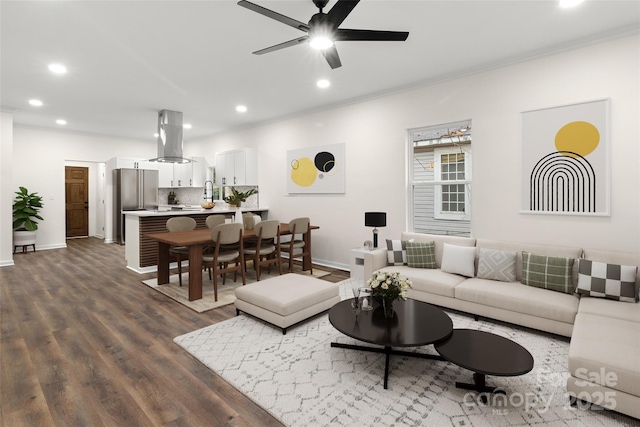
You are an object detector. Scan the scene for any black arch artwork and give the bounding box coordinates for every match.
[529,151,596,212]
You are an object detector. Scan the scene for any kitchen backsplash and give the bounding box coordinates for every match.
[159,186,259,209]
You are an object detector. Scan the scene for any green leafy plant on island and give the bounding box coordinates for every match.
[224,187,258,207]
[13,187,44,231]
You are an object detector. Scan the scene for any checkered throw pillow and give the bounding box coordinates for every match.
[386,239,408,266]
[577,259,638,303]
[521,252,575,294]
[406,241,436,269]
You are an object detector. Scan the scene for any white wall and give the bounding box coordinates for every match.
[4,35,639,270]
[1,111,15,266]
[188,34,640,268]
[10,128,155,253]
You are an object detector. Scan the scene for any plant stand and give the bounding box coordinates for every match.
[14,244,36,254]
[13,230,37,254]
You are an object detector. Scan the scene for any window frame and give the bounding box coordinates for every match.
[433,147,472,220]
[408,120,472,234]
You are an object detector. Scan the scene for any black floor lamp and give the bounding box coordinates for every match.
[365,212,386,248]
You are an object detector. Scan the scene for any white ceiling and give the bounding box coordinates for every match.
[2,1,639,142]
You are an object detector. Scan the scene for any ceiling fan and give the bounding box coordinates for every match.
[237,0,409,69]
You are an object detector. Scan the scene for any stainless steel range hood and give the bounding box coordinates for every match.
[149,109,192,163]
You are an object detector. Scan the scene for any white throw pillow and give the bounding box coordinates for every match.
[441,243,476,277]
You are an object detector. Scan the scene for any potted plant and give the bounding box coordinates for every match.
[13,186,44,251]
[223,187,258,208]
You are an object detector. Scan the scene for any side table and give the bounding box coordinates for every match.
[349,247,369,280]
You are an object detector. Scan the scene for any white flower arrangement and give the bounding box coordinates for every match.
[367,271,412,301]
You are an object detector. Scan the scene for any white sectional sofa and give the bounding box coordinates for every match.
[362,232,640,419]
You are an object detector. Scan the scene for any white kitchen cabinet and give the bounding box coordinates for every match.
[157,163,175,187]
[157,156,209,187]
[215,148,257,186]
[191,156,208,187]
[173,162,192,187]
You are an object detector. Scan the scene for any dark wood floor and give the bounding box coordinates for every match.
[1,237,349,426]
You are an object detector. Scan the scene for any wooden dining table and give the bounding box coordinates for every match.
[146,223,318,301]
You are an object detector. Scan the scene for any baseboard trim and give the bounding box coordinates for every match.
[13,243,67,253]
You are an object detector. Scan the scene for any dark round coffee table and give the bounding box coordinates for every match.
[329,298,453,389]
[435,329,534,400]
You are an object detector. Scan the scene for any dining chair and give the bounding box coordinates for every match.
[281,217,312,274]
[242,212,256,230]
[243,219,282,281]
[202,223,246,301]
[205,214,226,229]
[166,216,197,287]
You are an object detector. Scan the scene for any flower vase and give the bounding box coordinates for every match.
[382,297,395,319]
[234,207,244,229]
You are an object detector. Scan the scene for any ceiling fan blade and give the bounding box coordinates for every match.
[253,36,309,55]
[326,0,360,27]
[335,28,409,42]
[238,0,309,32]
[321,45,342,69]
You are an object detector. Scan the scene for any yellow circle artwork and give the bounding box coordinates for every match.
[291,157,317,187]
[555,121,600,158]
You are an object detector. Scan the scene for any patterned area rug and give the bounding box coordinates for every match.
[174,279,638,426]
[142,266,329,312]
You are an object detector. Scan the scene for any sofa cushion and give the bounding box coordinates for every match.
[577,259,638,303]
[377,265,465,298]
[386,239,408,266]
[405,241,436,269]
[477,248,517,282]
[441,243,475,277]
[577,297,640,324]
[455,277,579,324]
[569,313,640,397]
[522,251,575,294]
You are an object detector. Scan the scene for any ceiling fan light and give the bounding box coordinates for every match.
[48,63,67,74]
[309,36,334,50]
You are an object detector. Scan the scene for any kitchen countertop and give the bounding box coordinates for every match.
[123,207,268,217]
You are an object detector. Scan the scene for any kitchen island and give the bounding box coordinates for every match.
[123,207,268,273]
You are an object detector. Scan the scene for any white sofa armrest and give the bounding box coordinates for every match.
[362,248,388,281]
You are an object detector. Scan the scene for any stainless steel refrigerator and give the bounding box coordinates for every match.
[113,168,159,244]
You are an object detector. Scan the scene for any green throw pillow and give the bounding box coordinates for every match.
[521,251,575,294]
[406,241,436,269]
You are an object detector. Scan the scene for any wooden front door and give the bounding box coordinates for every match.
[65,166,89,238]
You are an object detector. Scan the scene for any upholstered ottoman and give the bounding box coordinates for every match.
[234,273,340,334]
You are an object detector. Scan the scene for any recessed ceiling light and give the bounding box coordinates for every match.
[183,123,192,129]
[29,99,43,106]
[48,63,67,74]
[317,79,330,88]
[559,0,584,8]
[56,119,67,125]
[154,133,159,138]
[236,105,248,113]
